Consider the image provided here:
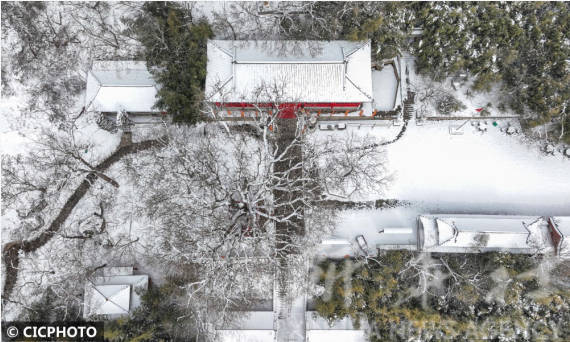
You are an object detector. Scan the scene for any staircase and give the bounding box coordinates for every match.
[277,276,291,319]
[403,91,415,121]
[274,260,307,342]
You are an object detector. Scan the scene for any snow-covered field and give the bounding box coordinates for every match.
[314,119,570,215]
[385,121,570,214]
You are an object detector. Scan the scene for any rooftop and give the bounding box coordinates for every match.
[419,215,554,253]
[83,267,149,319]
[206,40,373,103]
[85,61,159,113]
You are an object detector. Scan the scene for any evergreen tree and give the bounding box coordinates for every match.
[104,280,196,342]
[129,2,213,123]
[304,2,569,141]
[315,252,570,341]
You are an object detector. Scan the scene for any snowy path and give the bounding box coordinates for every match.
[274,257,307,342]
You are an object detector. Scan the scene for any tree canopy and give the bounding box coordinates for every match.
[289,1,569,142]
[315,252,570,341]
[129,2,213,123]
[410,2,569,134]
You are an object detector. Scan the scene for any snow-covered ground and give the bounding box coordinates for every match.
[413,74,518,118]
[313,119,570,216]
[0,85,36,156]
[314,117,570,258]
[372,66,399,111]
[383,121,570,214]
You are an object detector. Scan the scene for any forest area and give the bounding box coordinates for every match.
[276,1,569,142]
[314,251,570,341]
[1,1,569,341]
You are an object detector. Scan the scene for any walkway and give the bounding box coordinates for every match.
[272,117,307,342]
[274,258,307,342]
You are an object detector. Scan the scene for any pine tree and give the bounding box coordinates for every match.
[130,2,213,123]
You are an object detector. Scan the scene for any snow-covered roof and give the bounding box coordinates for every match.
[418,215,553,254]
[83,268,149,319]
[217,330,275,342]
[85,61,159,113]
[206,40,373,103]
[91,61,155,86]
[218,311,274,330]
[372,67,399,111]
[374,227,417,250]
[88,285,131,315]
[306,330,367,342]
[419,216,438,249]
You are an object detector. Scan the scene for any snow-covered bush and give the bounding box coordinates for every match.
[436,93,466,115]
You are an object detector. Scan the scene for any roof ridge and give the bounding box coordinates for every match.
[343,41,370,61]
[345,75,373,101]
[100,285,130,313]
[210,40,235,59]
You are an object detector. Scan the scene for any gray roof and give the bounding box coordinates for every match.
[90,61,155,87]
[430,214,538,233]
[212,40,365,63]
[206,40,373,103]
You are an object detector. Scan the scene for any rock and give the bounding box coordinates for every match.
[506,126,516,135]
[545,144,555,154]
[565,148,570,157]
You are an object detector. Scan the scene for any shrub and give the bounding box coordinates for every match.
[436,93,466,115]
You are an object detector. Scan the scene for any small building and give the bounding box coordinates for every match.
[85,61,165,124]
[375,227,417,251]
[417,215,554,254]
[206,40,373,117]
[83,266,149,319]
[547,216,570,257]
[306,312,369,342]
[216,311,275,342]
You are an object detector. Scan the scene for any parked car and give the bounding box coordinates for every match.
[355,235,369,256]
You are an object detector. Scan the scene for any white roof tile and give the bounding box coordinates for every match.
[83,272,149,319]
[206,40,373,103]
[86,284,131,316]
[419,215,553,253]
[85,61,159,113]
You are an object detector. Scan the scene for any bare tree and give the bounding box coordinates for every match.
[204,1,339,40]
[2,2,142,123]
[125,77,391,337]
